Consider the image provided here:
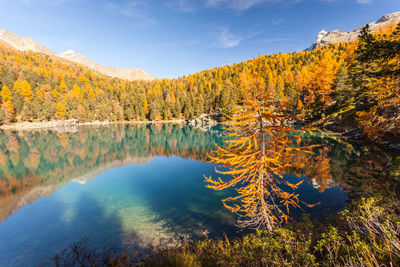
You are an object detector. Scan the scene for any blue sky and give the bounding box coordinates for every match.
[0,0,399,78]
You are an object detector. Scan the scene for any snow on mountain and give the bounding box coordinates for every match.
[308,11,400,50]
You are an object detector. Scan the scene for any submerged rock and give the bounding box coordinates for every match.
[187,113,218,130]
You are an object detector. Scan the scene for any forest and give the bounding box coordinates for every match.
[0,17,399,266]
[0,23,399,145]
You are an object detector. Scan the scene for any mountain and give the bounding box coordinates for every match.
[58,49,154,81]
[308,11,400,50]
[0,29,56,56]
[0,29,154,81]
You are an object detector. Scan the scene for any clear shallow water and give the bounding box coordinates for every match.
[0,124,392,266]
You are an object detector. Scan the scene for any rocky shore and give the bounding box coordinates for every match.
[186,113,219,130]
[324,121,400,151]
[0,119,112,131]
[0,117,216,131]
[0,112,221,131]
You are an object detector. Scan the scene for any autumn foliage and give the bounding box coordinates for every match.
[353,23,400,140]
[205,57,319,230]
[0,23,398,143]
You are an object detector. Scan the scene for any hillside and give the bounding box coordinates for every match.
[308,11,400,49]
[0,13,399,144]
[0,29,154,81]
[58,49,154,81]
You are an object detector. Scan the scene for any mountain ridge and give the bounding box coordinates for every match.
[0,29,56,56]
[58,49,154,81]
[308,11,400,50]
[0,29,154,81]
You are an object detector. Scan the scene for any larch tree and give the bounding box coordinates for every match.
[56,102,66,119]
[1,85,14,122]
[59,79,67,93]
[205,55,318,231]
[20,80,33,102]
[1,85,12,103]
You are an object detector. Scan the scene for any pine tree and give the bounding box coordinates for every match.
[332,63,355,112]
[354,22,400,139]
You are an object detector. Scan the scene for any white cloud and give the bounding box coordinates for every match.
[105,1,156,27]
[166,0,300,12]
[105,1,145,17]
[165,0,198,12]
[320,0,373,3]
[209,26,262,48]
[271,18,284,26]
[214,27,243,48]
[206,0,274,11]
[19,0,71,5]
[356,0,372,4]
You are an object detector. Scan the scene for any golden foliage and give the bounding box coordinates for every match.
[56,102,66,119]
[205,57,319,230]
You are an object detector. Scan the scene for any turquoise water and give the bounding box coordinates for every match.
[0,124,391,266]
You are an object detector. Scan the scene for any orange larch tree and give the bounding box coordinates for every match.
[205,56,318,231]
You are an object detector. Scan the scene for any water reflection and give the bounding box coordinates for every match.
[0,124,395,223]
[0,124,224,222]
[0,124,396,266]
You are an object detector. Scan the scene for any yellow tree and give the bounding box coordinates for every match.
[302,49,339,110]
[70,84,81,101]
[143,98,149,117]
[1,85,14,122]
[316,49,339,105]
[56,102,66,119]
[36,89,44,102]
[59,79,67,93]
[88,86,96,99]
[20,80,33,102]
[205,56,318,231]
[13,80,21,93]
[1,85,12,103]
[52,89,61,102]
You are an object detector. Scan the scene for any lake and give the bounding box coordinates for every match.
[0,124,393,266]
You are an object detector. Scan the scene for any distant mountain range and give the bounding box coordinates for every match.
[58,49,154,81]
[0,29,154,81]
[1,12,399,81]
[308,11,400,50]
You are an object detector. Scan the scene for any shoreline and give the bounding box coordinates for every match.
[0,113,220,131]
[1,119,399,151]
[0,119,188,131]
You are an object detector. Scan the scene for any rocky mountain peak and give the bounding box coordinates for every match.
[377,11,400,23]
[308,11,400,50]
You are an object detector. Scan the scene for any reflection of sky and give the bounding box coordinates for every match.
[0,155,348,267]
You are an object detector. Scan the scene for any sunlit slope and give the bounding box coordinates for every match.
[0,37,352,122]
[0,19,398,141]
